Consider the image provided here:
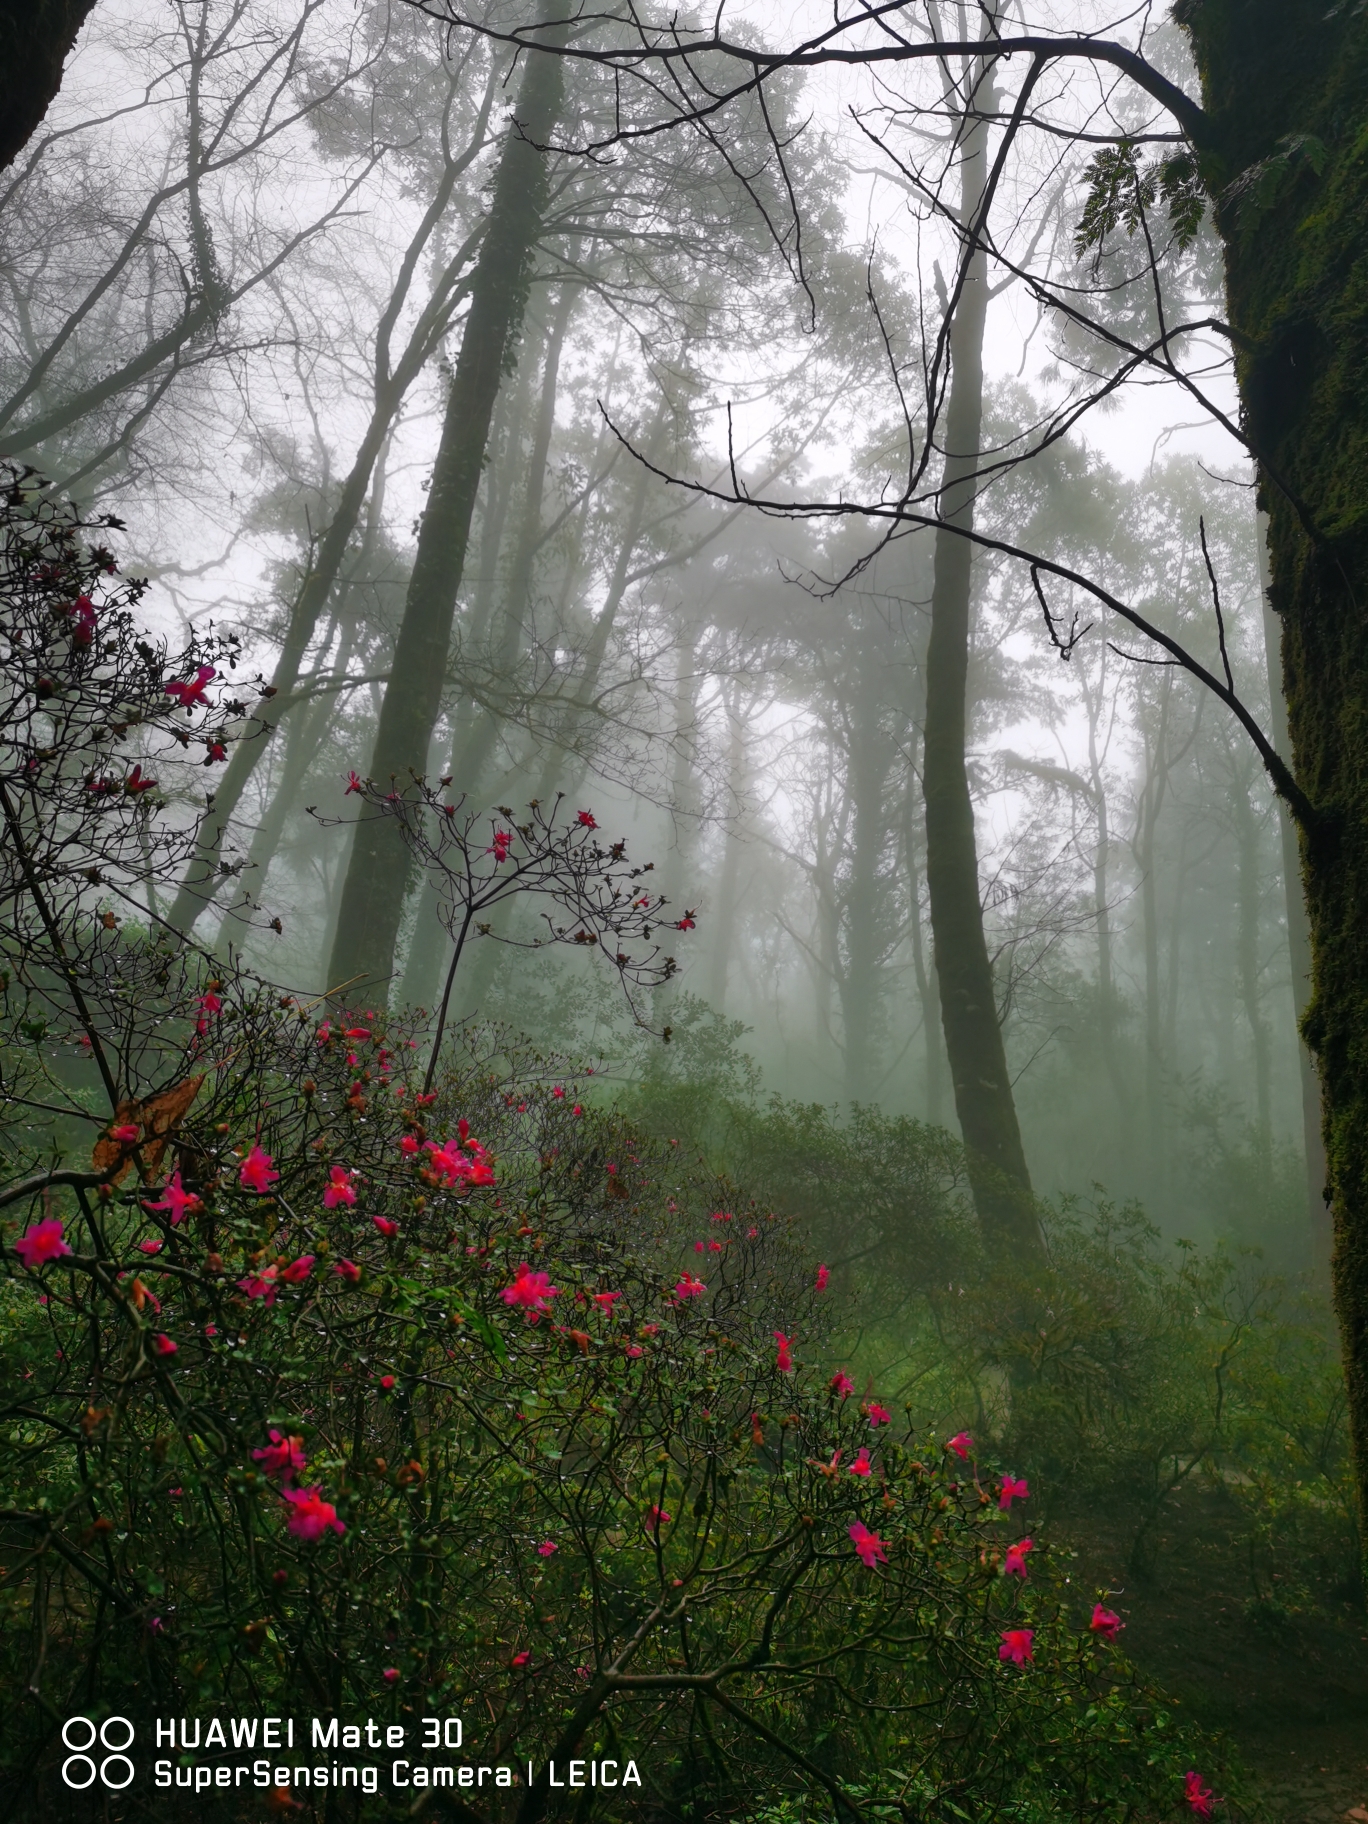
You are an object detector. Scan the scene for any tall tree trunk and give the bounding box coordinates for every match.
[839,648,884,1105]
[1179,0,1368,1566]
[922,29,1038,1252]
[707,689,747,1010]
[1256,517,1329,1275]
[327,9,568,998]
[1231,756,1274,1157]
[905,785,944,1128]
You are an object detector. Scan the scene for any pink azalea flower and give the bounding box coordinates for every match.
[774,1331,795,1373]
[1184,1773,1214,1819]
[333,1259,362,1282]
[999,1628,1034,1666]
[239,1145,279,1192]
[815,1264,829,1291]
[13,1217,72,1268]
[137,1238,163,1255]
[830,1371,854,1399]
[849,1448,872,1478]
[1003,1538,1034,1579]
[253,1431,307,1483]
[510,1651,531,1668]
[592,1290,622,1311]
[866,1402,891,1427]
[382,1667,399,1683]
[577,811,597,828]
[645,1506,672,1533]
[373,1216,398,1238]
[674,1273,706,1300]
[946,1431,974,1459]
[537,1541,558,1557]
[848,1521,887,1569]
[344,1027,370,1040]
[675,915,696,930]
[323,1166,356,1208]
[125,764,157,794]
[282,1485,345,1541]
[345,771,363,795]
[380,1375,395,1391]
[573,1104,583,1116]
[237,1265,280,1305]
[151,1333,178,1356]
[552,1086,565,1099]
[501,1263,559,1311]
[279,1255,315,1285]
[110,1123,140,1143]
[164,663,215,709]
[625,1345,643,1358]
[1090,1604,1124,1641]
[998,1474,1030,1511]
[487,829,513,862]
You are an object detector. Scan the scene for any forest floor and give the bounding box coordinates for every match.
[1056,1486,1368,1823]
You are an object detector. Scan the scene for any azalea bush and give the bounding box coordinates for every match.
[1,1016,1228,1822]
[0,482,1235,1821]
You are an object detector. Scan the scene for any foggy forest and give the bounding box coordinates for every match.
[1,0,1366,1819]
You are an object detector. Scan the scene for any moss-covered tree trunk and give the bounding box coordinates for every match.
[327,9,568,997]
[924,37,1040,1256]
[1178,0,1368,1571]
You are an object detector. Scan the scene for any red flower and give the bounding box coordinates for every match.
[510,1651,532,1668]
[279,1254,315,1285]
[253,1430,307,1483]
[487,829,513,862]
[1184,1773,1214,1819]
[849,1447,872,1478]
[998,1474,1030,1511]
[537,1541,558,1557]
[1003,1538,1034,1580]
[13,1217,72,1268]
[815,1263,829,1291]
[382,1667,399,1684]
[345,771,363,795]
[1090,1603,1124,1641]
[848,1521,887,1568]
[110,1123,140,1143]
[137,1237,163,1255]
[675,1273,707,1300]
[239,1145,279,1192]
[774,1330,794,1373]
[998,1628,1034,1666]
[577,811,597,828]
[151,1333,178,1357]
[67,594,98,645]
[344,1027,371,1040]
[830,1371,854,1398]
[165,663,215,709]
[125,764,157,794]
[501,1263,559,1311]
[674,914,696,930]
[373,1216,398,1238]
[207,740,227,763]
[322,1166,356,1208]
[143,1171,202,1226]
[282,1485,345,1541]
[379,1375,395,1391]
[237,1265,280,1305]
[333,1259,361,1282]
[644,1506,672,1533]
[592,1290,622,1311]
[946,1430,973,1459]
[552,1086,565,1099]
[866,1402,891,1427]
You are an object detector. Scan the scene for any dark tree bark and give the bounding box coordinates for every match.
[922,39,1040,1254]
[1177,0,1368,1571]
[0,0,97,173]
[328,9,569,996]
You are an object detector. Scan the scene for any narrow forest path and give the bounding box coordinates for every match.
[1053,1485,1368,1820]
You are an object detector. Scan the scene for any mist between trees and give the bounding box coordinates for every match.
[3,0,1368,1813]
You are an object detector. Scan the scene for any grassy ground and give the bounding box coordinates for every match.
[1055,1486,1368,1821]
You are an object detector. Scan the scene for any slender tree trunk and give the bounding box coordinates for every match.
[707,690,747,1010]
[1231,757,1274,1155]
[839,649,884,1105]
[1180,0,1368,1564]
[327,9,569,997]
[905,786,944,1127]
[922,31,1038,1252]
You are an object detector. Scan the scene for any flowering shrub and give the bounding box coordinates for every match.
[0,485,1230,1819]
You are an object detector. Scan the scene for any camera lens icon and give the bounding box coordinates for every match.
[61,1717,135,1790]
